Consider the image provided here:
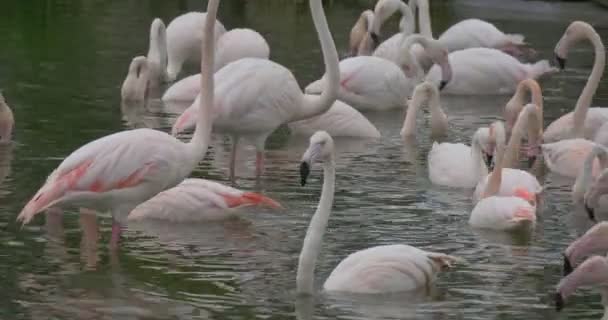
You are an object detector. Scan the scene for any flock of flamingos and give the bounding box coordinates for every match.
[1,0,608,316]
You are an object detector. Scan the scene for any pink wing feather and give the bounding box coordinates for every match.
[17,129,187,224]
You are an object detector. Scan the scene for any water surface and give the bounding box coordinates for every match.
[1,0,608,319]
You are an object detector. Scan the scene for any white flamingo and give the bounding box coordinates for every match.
[296,131,460,295]
[121,56,149,102]
[348,10,375,56]
[572,145,608,222]
[543,21,608,143]
[15,0,219,249]
[469,121,537,231]
[162,28,270,102]
[400,81,448,139]
[288,100,380,138]
[425,47,554,95]
[146,18,169,88]
[305,34,452,111]
[127,178,282,222]
[172,0,340,181]
[562,221,608,276]
[0,93,14,143]
[555,255,608,318]
[165,12,226,81]
[473,108,542,203]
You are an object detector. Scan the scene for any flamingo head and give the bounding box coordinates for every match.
[554,21,593,70]
[300,131,335,186]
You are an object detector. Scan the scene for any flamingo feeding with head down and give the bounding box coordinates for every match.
[305,34,452,111]
[562,222,608,277]
[349,10,376,56]
[469,121,537,231]
[296,131,460,295]
[121,56,149,102]
[0,93,14,143]
[162,28,270,103]
[16,0,219,249]
[127,178,282,222]
[570,144,608,222]
[543,21,608,143]
[555,255,608,319]
[172,0,340,181]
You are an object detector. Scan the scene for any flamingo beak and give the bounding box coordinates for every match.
[554,292,565,311]
[554,53,566,70]
[584,203,597,222]
[484,152,494,170]
[370,32,380,48]
[563,254,573,276]
[300,162,310,186]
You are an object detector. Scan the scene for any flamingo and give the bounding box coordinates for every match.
[572,144,608,222]
[473,110,542,203]
[584,167,608,222]
[562,222,608,277]
[503,79,543,138]
[165,12,226,81]
[127,178,282,222]
[305,34,452,111]
[0,93,14,143]
[296,131,461,295]
[348,10,375,56]
[121,56,149,102]
[368,1,416,61]
[543,21,608,143]
[400,81,448,139]
[288,100,380,138]
[172,0,340,181]
[469,121,537,231]
[162,28,270,102]
[369,0,418,45]
[425,47,554,95]
[163,27,269,103]
[555,255,608,318]
[15,0,219,249]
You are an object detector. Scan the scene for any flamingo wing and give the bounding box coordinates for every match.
[18,129,186,224]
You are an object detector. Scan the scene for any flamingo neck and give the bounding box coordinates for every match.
[397,2,416,36]
[573,146,604,201]
[296,156,335,295]
[484,125,506,198]
[290,0,339,122]
[502,106,539,169]
[400,97,421,138]
[147,19,168,71]
[471,134,489,182]
[572,27,605,138]
[408,0,432,37]
[401,35,428,79]
[428,91,447,137]
[187,1,217,168]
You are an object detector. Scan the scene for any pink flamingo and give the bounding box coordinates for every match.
[16,0,220,249]
[172,0,340,181]
[555,255,608,317]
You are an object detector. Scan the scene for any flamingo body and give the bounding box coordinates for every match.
[288,100,380,138]
[128,178,281,222]
[473,168,542,203]
[469,196,536,231]
[428,141,487,188]
[323,244,456,294]
[439,19,525,53]
[425,48,553,95]
[543,108,608,143]
[542,139,599,179]
[17,129,196,224]
[305,56,409,111]
[166,12,226,81]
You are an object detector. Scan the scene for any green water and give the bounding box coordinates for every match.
[1,0,608,319]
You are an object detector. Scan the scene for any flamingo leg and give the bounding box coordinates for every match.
[230,136,239,182]
[79,209,99,269]
[255,151,264,177]
[110,218,122,251]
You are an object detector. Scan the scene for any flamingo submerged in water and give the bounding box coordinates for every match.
[16,0,220,249]
[296,131,461,295]
[172,0,341,181]
[127,178,282,222]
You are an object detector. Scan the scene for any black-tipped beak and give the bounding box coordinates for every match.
[554,292,565,312]
[585,203,597,222]
[563,255,573,276]
[300,162,310,186]
[555,54,566,70]
[528,156,537,169]
[370,32,380,48]
[484,153,493,170]
[439,80,448,91]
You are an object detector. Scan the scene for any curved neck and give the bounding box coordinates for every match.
[574,147,605,199]
[401,35,427,78]
[290,0,339,122]
[296,158,336,295]
[147,19,167,69]
[401,95,422,138]
[483,125,506,198]
[363,11,374,31]
[471,135,489,181]
[573,28,605,137]
[397,2,416,36]
[186,0,217,165]
[502,106,539,169]
[408,0,432,38]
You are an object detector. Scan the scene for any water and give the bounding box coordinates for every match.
[1,0,608,319]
